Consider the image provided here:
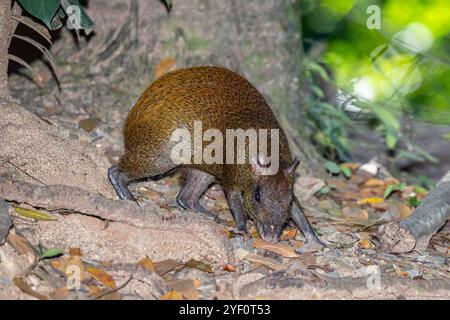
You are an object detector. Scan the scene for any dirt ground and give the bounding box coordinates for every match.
[0,0,449,300]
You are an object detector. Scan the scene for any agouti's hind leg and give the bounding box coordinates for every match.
[176,169,215,216]
[109,148,177,202]
[108,165,137,202]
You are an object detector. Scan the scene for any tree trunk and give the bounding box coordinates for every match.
[0,0,11,99]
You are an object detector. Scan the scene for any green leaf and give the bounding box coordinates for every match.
[41,248,63,259]
[319,186,330,195]
[306,61,330,81]
[358,102,400,150]
[18,0,61,29]
[408,196,421,208]
[311,85,324,99]
[413,186,427,194]
[324,161,341,174]
[385,132,398,150]
[384,183,406,199]
[410,144,439,163]
[15,207,56,221]
[395,149,425,162]
[60,0,95,35]
[340,165,352,178]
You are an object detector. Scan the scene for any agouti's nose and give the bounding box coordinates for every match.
[259,224,280,243]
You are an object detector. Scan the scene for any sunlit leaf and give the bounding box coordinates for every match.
[357,197,384,205]
[340,164,352,178]
[408,196,421,208]
[15,207,56,221]
[384,183,407,199]
[41,248,63,259]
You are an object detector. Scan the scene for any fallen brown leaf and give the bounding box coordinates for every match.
[154,259,182,276]
[363,178,386,187]
[357,197,384,205]
[185,259,213,273]
[242,253,286,270]
[358,238,372,249]
[160,290,185,300]
[7,233,33,255]
[137,257,155,273]
[86,267,116,289]
[155,57,176,78]
[252,239,298,258]
[296,252,316,266]
[289,240,304,250]
[181,289,200,300]
[223,264,236,272]
[343,162,361,171]
[167,279,196,291]
[13,276,48,300]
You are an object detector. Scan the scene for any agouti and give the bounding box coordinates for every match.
[108,66,323,245]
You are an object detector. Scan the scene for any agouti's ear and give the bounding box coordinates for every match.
[285,158,300,175]
[250,154,270,175]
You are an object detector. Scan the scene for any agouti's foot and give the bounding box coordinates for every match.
[236,223,249,235]
[108,165,137,202]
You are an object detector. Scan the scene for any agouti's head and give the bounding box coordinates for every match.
[246,156,300,243]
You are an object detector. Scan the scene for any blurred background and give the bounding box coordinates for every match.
[300,0,450,186]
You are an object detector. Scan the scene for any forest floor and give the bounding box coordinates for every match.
[0,69,449,299]
[0,33,448,299]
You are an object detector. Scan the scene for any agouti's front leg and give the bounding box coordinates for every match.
[225,190,248,234]
[291,197,326,247]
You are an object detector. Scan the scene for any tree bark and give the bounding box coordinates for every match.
[0,0,11,99]
[379,170,450,253]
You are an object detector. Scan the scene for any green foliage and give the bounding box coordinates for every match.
[18,0,60,29]
[340,164,352,178]
[384,182,406,199]
[300,0,449,174]
[18,0,94,34]
[304,60,352,161]
[408,196,421,208]
[324,160,341,174]
[40,248,64,259]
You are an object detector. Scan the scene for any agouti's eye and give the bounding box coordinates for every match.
[254,185,261,203]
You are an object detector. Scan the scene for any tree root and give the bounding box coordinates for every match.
[0,178,234,268]
[379,172,450,253]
